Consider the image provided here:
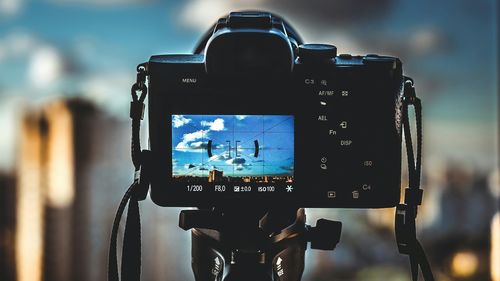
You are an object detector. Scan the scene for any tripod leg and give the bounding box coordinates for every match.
[191,229,225,281]
[272,238,306,281]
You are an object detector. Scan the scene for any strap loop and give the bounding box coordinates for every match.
[404,188,423,206]
[130,101,145,120]
[108,63,149,281]
[395,77,435,281]
[108,184,138,281]
[130,64,148,171]
[395,203,416,255]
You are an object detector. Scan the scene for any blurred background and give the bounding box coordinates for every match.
[0,0,499,281]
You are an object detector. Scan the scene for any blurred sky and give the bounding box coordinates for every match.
[0,0,498,173]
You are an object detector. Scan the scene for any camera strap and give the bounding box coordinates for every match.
[108,64,149,281]
[396,77,435,281]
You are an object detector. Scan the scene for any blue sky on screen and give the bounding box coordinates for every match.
[172,115,294,177]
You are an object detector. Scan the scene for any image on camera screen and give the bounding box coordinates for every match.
[171,115,294,183]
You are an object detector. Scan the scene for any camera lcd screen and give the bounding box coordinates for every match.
[171,115,294,184]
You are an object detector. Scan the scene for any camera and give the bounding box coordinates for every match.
[110,12,434,281]
[147,11,404,208]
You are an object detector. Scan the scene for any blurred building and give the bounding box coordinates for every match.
[15,99,100,281]
[0,172,16,281]
[16,111,45,281]
[11,98,193,281]
[492,212,500,281]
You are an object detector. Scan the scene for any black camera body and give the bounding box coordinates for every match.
[148,12,404,208]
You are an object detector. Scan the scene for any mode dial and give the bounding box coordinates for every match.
[298,44,337,63]
[362,54,397,69]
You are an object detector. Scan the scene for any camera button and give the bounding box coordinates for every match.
[317,115,328,122]
[338,53,352,59]
[340,90,350,97]
[327,191,336,199]
[298,44,337,62]
[361,184,372,191]
[304,78,316,85]
[327,128,338,137]
[362,55,397,68]
[361,160,375,168]
[351,190,360,199]
[339,139,353,148]
[317,89,335,97]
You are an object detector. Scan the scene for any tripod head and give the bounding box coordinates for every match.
[179,207,341,281]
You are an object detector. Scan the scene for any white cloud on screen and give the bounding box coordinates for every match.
[172,115,192,128]
[226,157,245,165]
[175,129,208,152]
[209,151,231,161]
[224,157,252,171]
[200,118,225,131]
[183,129,207,142]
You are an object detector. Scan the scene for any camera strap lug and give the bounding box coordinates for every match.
[395,77,434,281]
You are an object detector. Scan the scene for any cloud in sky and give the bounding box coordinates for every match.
[0,0,24,17]
[178,0,394,32]
[200,118,225,131]
[29,46,64,88]
[226,157,246,165]
[175,129,208,152]
[80,72,132,116]
[209,151,231,161]
[182,129,207,142]
[175,117,226,152]
[0,32,66,88]
[48,0,151,6]
[0,32,36,61]
[172,115,192,128]
[189,141,209,149]
[224,157,252,171]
